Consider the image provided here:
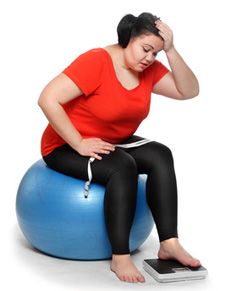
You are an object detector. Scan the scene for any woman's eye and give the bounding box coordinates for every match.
[143,48,149,53]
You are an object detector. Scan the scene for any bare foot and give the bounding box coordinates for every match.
[158,238,201,267]
[110,254,145,283]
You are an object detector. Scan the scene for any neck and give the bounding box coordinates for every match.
[109,44,130,70]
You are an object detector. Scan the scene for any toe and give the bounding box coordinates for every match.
[193,259,201,267]
[138,275,146,283]
[189,258,201,267]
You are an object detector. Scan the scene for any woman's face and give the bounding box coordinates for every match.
[124,34,163,72]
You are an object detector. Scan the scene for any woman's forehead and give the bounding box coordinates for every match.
[133,34,163,50]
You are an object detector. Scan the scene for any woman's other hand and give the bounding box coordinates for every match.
[155,20,174,53]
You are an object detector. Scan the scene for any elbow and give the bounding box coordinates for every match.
[180,84,200,100]
[37,96,43,108]
[38,92,51,111]
[189,86,200,99]
[38,94,46,110]
[192,83,200,98]
[190,80,200,98]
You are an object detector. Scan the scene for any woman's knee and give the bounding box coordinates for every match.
[110,149,138,180]
[146,142,174,167]
[94,148,138,183]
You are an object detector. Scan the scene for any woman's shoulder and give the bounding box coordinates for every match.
[142,60,169,87]
[78,47,107,60]
[66,48,108,71]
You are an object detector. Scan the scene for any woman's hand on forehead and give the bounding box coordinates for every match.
[155,20,174,53]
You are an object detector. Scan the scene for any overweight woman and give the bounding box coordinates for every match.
[38,13,201,283]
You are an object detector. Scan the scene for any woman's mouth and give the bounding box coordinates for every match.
[140,63,148,69]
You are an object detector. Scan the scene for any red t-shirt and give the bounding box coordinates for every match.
[41,48,169,156]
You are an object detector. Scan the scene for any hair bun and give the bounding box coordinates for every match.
[117,14,137,48]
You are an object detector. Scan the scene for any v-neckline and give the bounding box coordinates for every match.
[101,48,141,92]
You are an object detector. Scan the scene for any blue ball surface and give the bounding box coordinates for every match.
[16,160,154,260]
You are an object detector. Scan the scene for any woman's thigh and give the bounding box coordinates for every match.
[43,143,138,184]
[43,144,90,180]
[126,141,175,175]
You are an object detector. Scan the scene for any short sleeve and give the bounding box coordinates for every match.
[62,49,103,96]
[148,60,169,87]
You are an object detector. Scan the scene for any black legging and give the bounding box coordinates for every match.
[43,135,178,255]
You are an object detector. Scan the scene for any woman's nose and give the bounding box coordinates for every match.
[145,53,154,63]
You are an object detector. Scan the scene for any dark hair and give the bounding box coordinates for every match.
[117,12,162,48]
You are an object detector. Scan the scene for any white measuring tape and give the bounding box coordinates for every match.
[84,139,152,198]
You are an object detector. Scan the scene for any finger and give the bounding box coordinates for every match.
[158,30,169,40]
[99,141,115,151]
[156,20,171,30]
[93,145,114,153]
[91,153,102,160]
[105,145,115,151]
[158,25,172,36]
[96,149,111,155]
[158,28,173,41]
[156,22,172,37]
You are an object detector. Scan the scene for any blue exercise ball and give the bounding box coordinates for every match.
[16,160,154,260]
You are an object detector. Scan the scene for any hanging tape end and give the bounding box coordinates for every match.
[84,182,90,198]
[84,157,95,198]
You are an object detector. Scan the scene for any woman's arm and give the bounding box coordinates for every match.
[38,73,114,159]
[38,73,84,150]
[152,21,199,100]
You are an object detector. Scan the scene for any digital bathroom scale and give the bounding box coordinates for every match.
[143,259,208,283]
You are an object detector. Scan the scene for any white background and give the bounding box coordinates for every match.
[1,0,251,290]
